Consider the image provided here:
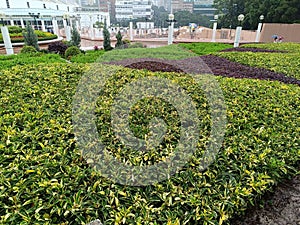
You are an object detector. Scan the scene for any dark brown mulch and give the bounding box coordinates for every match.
[220,47,287,53]
[200,55,300,86]
[105,56,300,86]
[104,57,212,75]
[126,61,184,73]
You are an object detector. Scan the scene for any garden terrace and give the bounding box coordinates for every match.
[0,43,299,224]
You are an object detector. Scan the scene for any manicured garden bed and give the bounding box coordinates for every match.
[214,43,300,80]
[0,43,299,224]
[0,53,66,71]
[0,26,57,44]
[178,42,233,55]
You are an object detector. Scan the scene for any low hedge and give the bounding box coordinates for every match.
[0,63,299,224]
[65,46,81,59]
[179,43,233,55]
[20,46,37,54]
[70,50,105,63]
[0,54,66,71]
[0,31,57,43]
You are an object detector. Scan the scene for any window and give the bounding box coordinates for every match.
[6,0,10,8]
[43,4,46,8]
[27,2,30,8]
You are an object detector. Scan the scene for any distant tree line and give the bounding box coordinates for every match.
[213,0,300,29]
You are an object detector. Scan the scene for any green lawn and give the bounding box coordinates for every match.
[70,50,105,63]
[96,45,197,62]
[178,42,233,55]
[0,53,66,72]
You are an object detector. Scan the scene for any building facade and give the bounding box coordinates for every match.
[172,0,193,13]
[0,0,110,32]
[115,0,153,21]
[193,0,216,18]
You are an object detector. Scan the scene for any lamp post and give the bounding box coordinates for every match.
[129,15,133,41]
[145,17,149,35]
[166,13,176,45]
[63,14,70,26]
[255,15,264,42]
[28,12,40,30]
[234,14,244,48]
[211,14,218,42]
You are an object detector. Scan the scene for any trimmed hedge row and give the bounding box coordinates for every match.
[0,31,57,43]
[178,43,233,55]
[0,63,299,224]
[0,54,66,71]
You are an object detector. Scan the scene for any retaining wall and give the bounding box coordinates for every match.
[260,23,300,43]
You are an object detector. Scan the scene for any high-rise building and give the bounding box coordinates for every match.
[172,0,193,13]
[0,0,110,30]
[115,0,153,21]
[108,0,116,22]
[132,0,152,19]
[193,0,216,18]
[99,0,109,12]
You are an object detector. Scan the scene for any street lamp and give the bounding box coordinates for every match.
[234,14,244,47]
[237,14,245,25]
[28,12,40,30]
[166,13,176,45]
[129,15,133,41]
[255,15,264,42]
[211,14,218,42]
[63,13,70,26]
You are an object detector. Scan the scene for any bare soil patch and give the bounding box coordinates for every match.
[105,56,300,86]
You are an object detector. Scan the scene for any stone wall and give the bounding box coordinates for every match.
[176,27,257,42]
[260,23,300,43]
[0,37,63,55]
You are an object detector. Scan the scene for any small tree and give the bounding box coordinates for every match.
[115,30,123,49]
[22,24,39,51]
[70,25,81,47]
[102,19,112,51]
